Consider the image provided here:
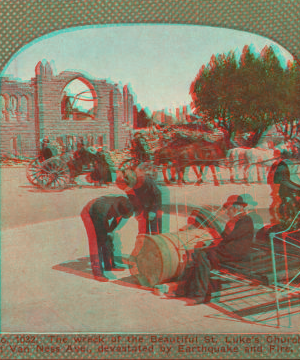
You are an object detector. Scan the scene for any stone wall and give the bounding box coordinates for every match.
[0,77,36,157]
[0,61,136,157]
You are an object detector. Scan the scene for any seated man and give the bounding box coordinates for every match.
[174,195,254,304]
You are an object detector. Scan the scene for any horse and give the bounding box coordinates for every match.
[153,134,198,184]
[153,146,179,184]
[228,141,293,184]
[177,138,228,185]
[154,137,228,185]
[227,147,250,183]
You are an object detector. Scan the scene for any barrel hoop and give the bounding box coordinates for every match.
[158,235,180,282]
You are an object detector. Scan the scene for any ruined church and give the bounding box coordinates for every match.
[0,61,136,157]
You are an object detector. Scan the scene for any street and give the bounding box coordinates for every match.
[1,165,299,332]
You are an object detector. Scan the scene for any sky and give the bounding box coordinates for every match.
[64,79,94,112]
[3,24,294,112]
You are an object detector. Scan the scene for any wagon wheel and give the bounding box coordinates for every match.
[37,157,71,190]
[119,158,158,181]
[26,158,46,186]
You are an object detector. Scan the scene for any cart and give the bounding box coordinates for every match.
[26,150,99,190]
[26,154,74,190]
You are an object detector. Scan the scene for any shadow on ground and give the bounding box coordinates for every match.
[52,256,300,328]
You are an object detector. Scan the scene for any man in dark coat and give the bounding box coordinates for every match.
[206,195,254,268]
[270,158,300,229]
[68,140,92,183]
[40,137,53,161]
[123,169,162,234]
[89,146,113,186]
[97,147,113,185]
[175,195,254,304]
[131,133,152,162]
[89,196,134,275]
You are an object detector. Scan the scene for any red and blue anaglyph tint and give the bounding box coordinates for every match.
[1,23,300,338]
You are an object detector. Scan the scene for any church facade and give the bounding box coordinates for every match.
[0,61,135,157]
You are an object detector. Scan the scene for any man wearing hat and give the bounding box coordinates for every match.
[131,133,152,162]
[68,140,92,183]
[88,146,114,186]
[123,169,162,234]
[270,158,300,229]
[40,137,53,161]
[207,195,254,267]
[89,196,134,275]
[175,194,254,304]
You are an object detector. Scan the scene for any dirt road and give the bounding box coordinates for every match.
[1,166,272,230]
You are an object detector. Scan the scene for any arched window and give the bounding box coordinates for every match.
[61,78,97,121]
[0,95,6,120]
[9,95,17,121]
[20,96,28,121]
[10,136,21,156]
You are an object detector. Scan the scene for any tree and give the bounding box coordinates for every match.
[190,51,240,137]
[276,60,300,140]
[234,45,285,143]
[190,45,298,145]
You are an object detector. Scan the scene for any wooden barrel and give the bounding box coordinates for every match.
[135,228,221,286]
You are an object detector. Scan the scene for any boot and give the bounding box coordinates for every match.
[110,252,125,270]
[91,257,106,278]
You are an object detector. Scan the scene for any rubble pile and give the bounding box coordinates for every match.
[134,127,203,154]
[109,149,132,168]
[0,127,215,169]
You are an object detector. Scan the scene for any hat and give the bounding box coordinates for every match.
[240,194,258,207]
[123,167,145,189]
[223,195,248,209]
[123,169,138,188]
[87,146,97,155]
[40,137,50,144]
[87,146,102,155]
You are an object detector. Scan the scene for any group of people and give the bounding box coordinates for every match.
[82,142,300,305]
[88,168,163,276]
[86,155,300,303]
[65,141,114,186]
[39,137,113,186]
[84,153,258,306]
[41,130,300,304]
[87,173,256,304]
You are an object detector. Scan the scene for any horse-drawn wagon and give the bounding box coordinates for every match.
[118,131,159,181]
[119,128,230,185]
[26,154,73,190]
[121,128,300,186]
[26,146,114,190]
